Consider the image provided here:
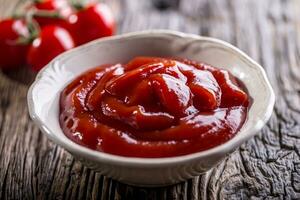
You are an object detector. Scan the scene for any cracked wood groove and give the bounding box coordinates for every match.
[0,0,300,199]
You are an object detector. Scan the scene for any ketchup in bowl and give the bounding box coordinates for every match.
[59,57,249,158]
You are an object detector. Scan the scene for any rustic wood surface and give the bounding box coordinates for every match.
[0,0,300,199]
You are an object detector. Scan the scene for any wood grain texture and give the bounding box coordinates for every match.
[0,0,300,199]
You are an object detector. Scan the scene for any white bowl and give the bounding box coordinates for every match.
[27,30,275,187]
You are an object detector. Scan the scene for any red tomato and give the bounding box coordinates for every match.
[32,0,72,28]
[69,3,115,45]
[0,19,30,69]
[34,0,67,10]
[27,25,75,71]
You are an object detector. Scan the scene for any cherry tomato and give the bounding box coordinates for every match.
[27,25,75,71]
[32,0,72,28]
[69,3,115,45]
[0,19,30,69]
[33,0,67,10]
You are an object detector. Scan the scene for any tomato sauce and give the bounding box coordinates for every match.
[59,57,249,158]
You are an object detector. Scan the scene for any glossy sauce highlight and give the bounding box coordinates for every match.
[59,57,249,158]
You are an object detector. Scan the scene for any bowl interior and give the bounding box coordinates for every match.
[29,31,274,163]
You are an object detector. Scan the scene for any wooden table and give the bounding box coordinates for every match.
[0,0,300,199]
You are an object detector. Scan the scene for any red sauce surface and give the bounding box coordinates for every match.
[59,57,249,158]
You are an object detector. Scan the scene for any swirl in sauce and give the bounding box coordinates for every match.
[60,57,249,158]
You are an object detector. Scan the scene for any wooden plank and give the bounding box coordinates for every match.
[0,0,299,199]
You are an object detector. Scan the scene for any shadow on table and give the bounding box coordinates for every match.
[107,178,192,199]
[2,67,36,85]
